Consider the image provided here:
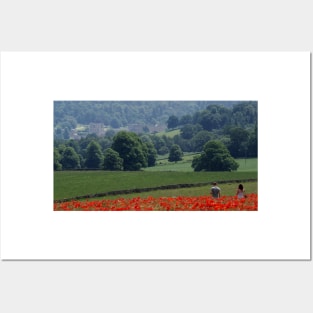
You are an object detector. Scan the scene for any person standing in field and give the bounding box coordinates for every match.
[236,183,245,199]
[211,182,221,198]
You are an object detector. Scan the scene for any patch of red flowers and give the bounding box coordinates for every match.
[54,194,258,211]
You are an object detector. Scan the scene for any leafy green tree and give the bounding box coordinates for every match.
[61,147,80,169]
[105,129,116,138]
[180,124,196,140]
[54,127,64,140]
[167,115,179,129]
[180,123,203,140]
[159,146,169,155]
[54,148,62,170]
[161,135,174,150]
[110,117,121,129]
[111,131,148,171]
[98,137,112,151]
[150,135,165,153]
[63,127,70,140]
[78,134,99,159]
[144,142,157,167]
[103,148,123,171]
[247,123,258,157]
[191,130,211,152]
[142,125,150,133]
[228,127,250,158]
[199,111,222,131]
[192,140,238,171]
[168,144,183,162]
[67,139,80,154]
[231,102,257,126]
[173,135,193,152]
[179,114,193,125]
[85,140,104,169]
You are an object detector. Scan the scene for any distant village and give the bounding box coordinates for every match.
[69,122,166,140]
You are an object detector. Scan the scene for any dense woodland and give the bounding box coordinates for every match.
[54,101,257,171]
[54,101,243,130]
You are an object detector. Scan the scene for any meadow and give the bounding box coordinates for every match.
[147,155,257,172]
[54,157,257,201]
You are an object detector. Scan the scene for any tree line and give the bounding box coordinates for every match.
[54,131,157,171]
[54,101,257,171]
[54,101,216,132]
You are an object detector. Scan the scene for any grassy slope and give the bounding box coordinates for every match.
[155,129,181,138]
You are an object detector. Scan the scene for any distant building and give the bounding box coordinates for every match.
[89,123,104,136]
[69,129,81,140]
[128,124,144,134]
[149,124,166,133]
[128,123,166,134]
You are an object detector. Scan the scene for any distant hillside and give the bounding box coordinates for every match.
[54,100,244,129]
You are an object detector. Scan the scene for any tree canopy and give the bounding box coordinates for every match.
[60,147,80,169]
[85,140,103,169]
[192,140,239,171]
[103,148,123,171]
[111,131,148,171]
[53,101,257,171]
[168,144,183,162]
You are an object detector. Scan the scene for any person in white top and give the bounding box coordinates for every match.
[236,184,245,199]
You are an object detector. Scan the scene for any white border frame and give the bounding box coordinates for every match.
[0,52,310,260]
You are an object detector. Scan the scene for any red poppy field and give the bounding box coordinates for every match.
[54,193,258,211]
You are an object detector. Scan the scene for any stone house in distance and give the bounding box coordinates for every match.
[89,123,104,136]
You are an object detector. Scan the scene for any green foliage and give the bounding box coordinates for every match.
[144,142,158,167]
[159,146,169,155]
[110,118,121,129]
[191,130,211,152]
[150,134,173,154]
[85,140,103,169]
[111,131,148,171]
[103,148,123,171]
[105,129,116,138]
[179,114,193,125]
[180,124,202,139]
[54,170,257,200]
[54,148,62,170]
[228,127,250,158]
[192,140,239,171]
[168,144,183,162]
[231,102,257,126]
[167,115,179,129]
[53,101,257,171]
[54,101,212,131]
[60,147,80,169]
[247,123,258,157]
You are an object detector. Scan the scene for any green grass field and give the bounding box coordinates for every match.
[146,156,257,172]
[96,181,258,200]
[234,158,258,172]
[54,169,257,201]
[156,129,181,138]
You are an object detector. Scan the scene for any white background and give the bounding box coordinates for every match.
[0,1,312,313]
[1,51,310,260]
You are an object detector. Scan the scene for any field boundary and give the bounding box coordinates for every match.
[54,179,257,203]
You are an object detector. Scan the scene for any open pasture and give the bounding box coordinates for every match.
[93,181,258,200]
[146,156,257,172]
[54,170,257,201]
